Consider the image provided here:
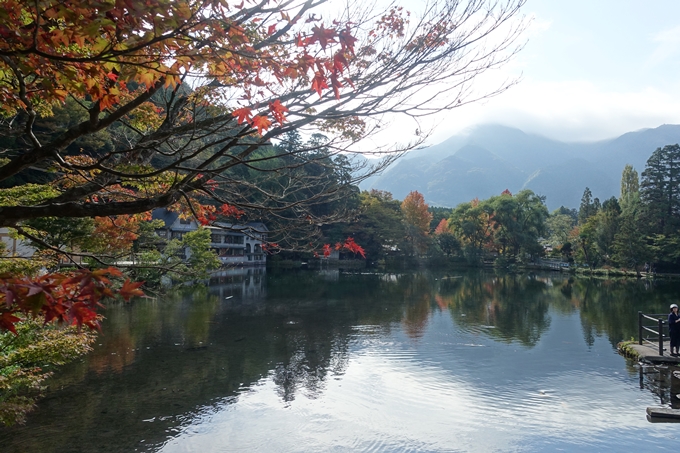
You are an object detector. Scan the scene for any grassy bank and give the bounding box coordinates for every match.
[617,340,641,361]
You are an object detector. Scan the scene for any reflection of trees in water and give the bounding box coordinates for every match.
[264,272,412,400]
[53,289,223,382]
[569,278,673,348]
[273,334,349,403]
[436,273,553,347]
[399,273,436,339]
[6,270,680,452]
[434,273,680,349]
[402,294,431,339]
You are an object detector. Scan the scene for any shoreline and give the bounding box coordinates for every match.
[267,259,680,280]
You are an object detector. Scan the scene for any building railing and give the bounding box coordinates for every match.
[638,312,668,356]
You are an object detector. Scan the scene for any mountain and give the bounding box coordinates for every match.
[363,124,680,210]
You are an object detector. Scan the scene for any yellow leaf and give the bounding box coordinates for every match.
[137,71,157,89]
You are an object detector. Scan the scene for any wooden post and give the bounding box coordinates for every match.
[639,311,643,345]
[659,317,665,356]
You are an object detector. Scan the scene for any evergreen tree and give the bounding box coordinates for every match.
[640,144,680,234]
[578,187,598,224]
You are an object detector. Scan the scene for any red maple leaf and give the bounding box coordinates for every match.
[119,279,144,301]
[269,99,289,125]
[251,115,272,135]
[333,52,349,72]
[232,107,253,125]
[0,312,22,335]
[343,237,366,258]
[311,72,329,97]
[330,73,342,99]
[339,27,358,54]
[310,25,337,49]
[220,204,245,218]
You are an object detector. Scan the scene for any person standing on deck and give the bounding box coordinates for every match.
[669,304,680,356]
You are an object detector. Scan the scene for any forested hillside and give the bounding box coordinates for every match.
[365,124,680,209]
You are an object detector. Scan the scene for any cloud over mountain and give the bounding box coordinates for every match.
[363,124,680,210]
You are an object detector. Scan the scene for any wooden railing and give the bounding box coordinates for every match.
[639,312,667,356]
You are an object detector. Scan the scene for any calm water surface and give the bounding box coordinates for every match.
[2,269,680,452]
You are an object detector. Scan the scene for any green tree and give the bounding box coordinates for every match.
[593,197,621,265]
[488,190,548,260]
[613,206,651,272]
[436,232,461,257]
[573,218,599,269]
[613,165,650,271]
[130,228,220,287]
[336,190,406,262]
[545,211,576,248]
[635,144,680,269]
[619,164,640,211]
[449,199,494,261]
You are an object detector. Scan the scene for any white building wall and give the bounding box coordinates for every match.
[0,228,36,257]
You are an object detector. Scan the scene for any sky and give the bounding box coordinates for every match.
[383,0,680,145]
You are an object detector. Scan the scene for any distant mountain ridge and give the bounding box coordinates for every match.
[363,124,680,210]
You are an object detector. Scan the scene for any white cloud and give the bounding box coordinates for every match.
[341,4,680,150]
[370,73,680,147]
[433,79,680,142]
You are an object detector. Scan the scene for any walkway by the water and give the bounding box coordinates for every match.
[628,341,680,364]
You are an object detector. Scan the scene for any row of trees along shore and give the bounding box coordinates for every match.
[309,144,680,275]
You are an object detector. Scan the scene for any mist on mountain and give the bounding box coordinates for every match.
[362,124,680,210]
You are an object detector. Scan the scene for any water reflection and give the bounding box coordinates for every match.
[208,267,267,301]
[1,270,679,452]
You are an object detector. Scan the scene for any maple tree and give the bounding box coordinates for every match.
[401,191,433,233]
[0,267,143,334]
[0,0,526,230]
[434,218,451,235]
[0,0,526,330]
[401,190,433,255]
[313,236,365,259]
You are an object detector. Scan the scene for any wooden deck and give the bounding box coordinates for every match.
[627,341,680,364]
[647,407,680,422]
[624,332,680,422]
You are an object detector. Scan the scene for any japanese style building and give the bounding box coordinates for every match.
[151,209,268,266]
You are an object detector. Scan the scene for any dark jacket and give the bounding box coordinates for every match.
[669,312,680,332]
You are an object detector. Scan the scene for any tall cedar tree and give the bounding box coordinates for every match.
[640,144,680,234]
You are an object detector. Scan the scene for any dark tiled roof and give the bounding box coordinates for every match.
[212,221,268,232]
[151,208,179,227]
[152,209,268,233]
[246,222,268,232]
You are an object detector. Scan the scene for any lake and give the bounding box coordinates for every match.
[1,269,680,452]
